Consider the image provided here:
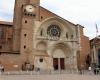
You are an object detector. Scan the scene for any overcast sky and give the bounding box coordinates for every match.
[0,0,100,39]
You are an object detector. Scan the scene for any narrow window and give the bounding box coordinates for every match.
[71,34,73,39]
[0,27,4,39]
[24,45,26,49]
[25,20,27,23]
[24,34,27,37]
[41,16,43,19]
[66,32,68,38]
[0,45,2,49]
[24,9,26,12]
[40,29,43,36]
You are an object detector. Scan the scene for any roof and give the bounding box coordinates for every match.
[40,6,76,26]
[0,21,13,26]
[40,6,85,28]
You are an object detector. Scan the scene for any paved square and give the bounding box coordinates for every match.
[0,74,100,80]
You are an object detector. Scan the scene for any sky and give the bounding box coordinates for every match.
[0,0,100,39]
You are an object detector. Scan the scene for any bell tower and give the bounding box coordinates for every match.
[13,0,40,53]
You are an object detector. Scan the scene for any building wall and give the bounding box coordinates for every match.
[79,26,90,69]
[0,22,13,52]
[90,37,100,65]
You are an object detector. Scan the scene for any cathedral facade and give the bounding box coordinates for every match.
[0,0,90,71]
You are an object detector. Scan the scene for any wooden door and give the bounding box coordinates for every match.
[53,58,58,70]
[60,58,65,70]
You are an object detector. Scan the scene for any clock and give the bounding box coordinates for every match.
[25,5,35,13]
[47,25,61,37]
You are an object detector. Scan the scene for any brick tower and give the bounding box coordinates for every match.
[13,0,40,53]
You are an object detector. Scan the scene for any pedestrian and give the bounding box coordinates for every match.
[88,66,91,71]
[94,68,96,75]
[88,66,92,74]
[96,67,99,75]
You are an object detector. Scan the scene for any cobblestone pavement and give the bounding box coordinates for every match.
[0,74,100,80]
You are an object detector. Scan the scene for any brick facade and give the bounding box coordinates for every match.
[0,0,90,71]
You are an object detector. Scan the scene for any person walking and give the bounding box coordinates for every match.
[88,66,92,74]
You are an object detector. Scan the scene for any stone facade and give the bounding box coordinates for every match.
[0,0,90,71]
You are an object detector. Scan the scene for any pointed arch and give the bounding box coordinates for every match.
[51,43,72,58]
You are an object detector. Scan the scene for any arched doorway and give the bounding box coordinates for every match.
[53,48,66,70]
